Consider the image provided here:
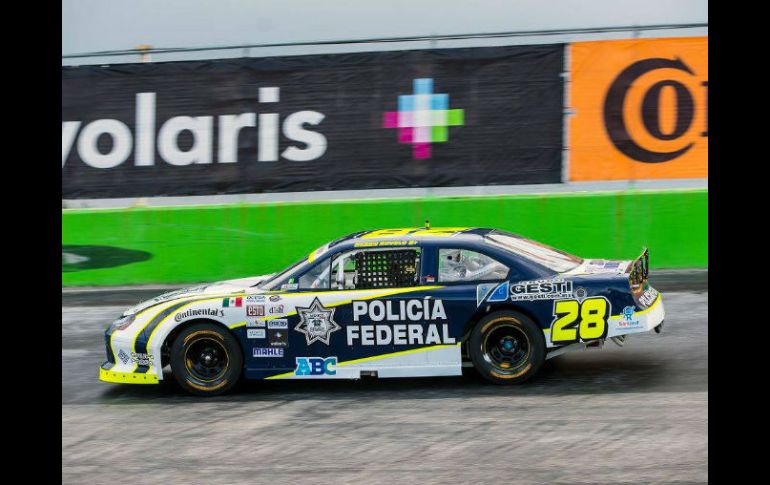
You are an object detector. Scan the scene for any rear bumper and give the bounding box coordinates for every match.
[608,293,665,338]
[99,363,159,384]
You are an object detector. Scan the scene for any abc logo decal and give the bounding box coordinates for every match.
[295,356,337,376]
[603,57,708,164]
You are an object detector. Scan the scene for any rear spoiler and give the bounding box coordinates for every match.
[627,247,649,290]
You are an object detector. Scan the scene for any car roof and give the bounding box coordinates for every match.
[333,227,493,247]
[294,227,567,283]
[305,227,501,264]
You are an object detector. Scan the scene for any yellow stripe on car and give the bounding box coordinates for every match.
[228,286,443,330]
[265,343,460,380]
[608,293,662,320]
[337,342,460,367]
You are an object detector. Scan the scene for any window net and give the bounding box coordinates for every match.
[354,249,419,289]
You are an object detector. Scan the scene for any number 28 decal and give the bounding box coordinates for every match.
[550,297,611,344]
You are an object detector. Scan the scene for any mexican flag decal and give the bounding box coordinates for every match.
[223,297,243,308]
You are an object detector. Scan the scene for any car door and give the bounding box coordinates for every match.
[427,245,514,338]
[324,244,471,378]
[250,245,432,379]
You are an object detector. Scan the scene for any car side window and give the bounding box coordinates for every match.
[438,249,509,283]
[298,259,331,290]
[329,248,421,290]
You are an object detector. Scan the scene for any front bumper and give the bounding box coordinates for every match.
[101,324,162,385]
[99,363,159,384]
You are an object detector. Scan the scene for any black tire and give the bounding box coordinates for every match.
[469,310,545,385]
[170,322,243,396]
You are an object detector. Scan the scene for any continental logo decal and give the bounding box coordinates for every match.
[569,36,707,181]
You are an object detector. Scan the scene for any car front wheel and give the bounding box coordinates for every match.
[170,322,242,396]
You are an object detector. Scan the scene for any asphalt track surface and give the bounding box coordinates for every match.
[62,284,707,484]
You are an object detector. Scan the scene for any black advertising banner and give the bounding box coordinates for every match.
[62,44,564,198]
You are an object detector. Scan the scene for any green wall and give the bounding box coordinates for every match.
[62,189,707,286]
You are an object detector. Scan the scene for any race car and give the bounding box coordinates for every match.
[100,227,664,395]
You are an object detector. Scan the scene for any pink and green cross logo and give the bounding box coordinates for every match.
[382,78,465,159]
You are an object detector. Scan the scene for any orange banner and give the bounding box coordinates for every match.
[568,37,708,181]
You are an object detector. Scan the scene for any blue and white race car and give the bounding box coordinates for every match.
[100,227,664,395]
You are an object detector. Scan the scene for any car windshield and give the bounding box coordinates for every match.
[257,240,335,290]
[484,230,582,273]
[256,257,309,290]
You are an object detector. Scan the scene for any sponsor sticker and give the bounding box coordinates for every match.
[269,328,289,348]
[639,288,659,307]
[281,283,299,291]
[510,279,574,301]
[246,320,266,328]
[246,295,266,303]
[295,356,337,376]
[247,329,266,339]
[131,352,153,366]
[247,305,265,317]
[268,304,285,315]
[174,308,224,322]
[269,295,282,302]
[487,281,509,303]
[617,305,643,329]
[253,347,284,358]
[584,260,623,274]
[268,319,289,329]
[476,283,496,306]
[117,349,130,364]
[623,306,635,320]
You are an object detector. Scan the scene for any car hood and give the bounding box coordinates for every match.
[123,273,275,316]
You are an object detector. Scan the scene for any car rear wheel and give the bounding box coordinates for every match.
[469,310,545,384]
[170,322,242,396]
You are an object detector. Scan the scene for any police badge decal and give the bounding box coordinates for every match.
[294,297,341,345]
